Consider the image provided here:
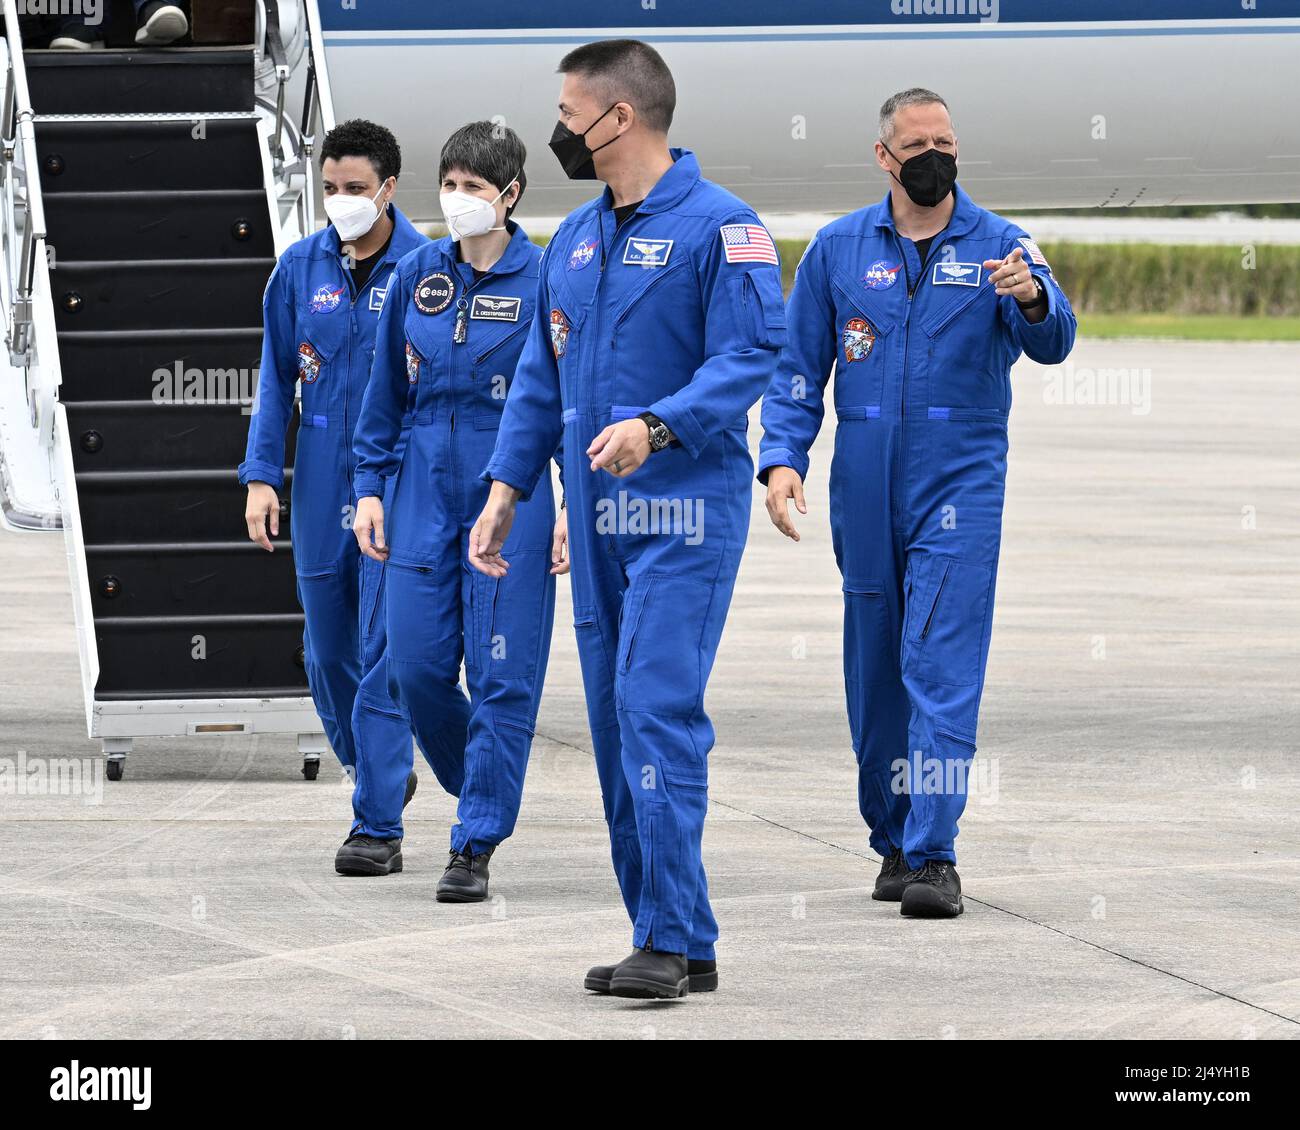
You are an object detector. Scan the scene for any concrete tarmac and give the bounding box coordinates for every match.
[1,339,1297,1040]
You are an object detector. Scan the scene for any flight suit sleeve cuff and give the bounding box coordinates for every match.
[755,448,809,485]
[1012,269,1056,327]
[352,472,384,501]
[482,452,540,503]
[647,396,707,460]
[237,460,284,491]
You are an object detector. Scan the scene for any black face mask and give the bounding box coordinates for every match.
[549,104,620,180]
[881,140,957,208]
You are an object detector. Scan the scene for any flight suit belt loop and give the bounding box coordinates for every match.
[561,405,749,430]
[301,410,420,429]
[834,405,1010,423]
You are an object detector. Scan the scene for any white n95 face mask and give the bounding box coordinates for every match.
[440,176,517,241]
[324,182,388,241]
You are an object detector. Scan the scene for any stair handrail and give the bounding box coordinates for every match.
[1,0,60,448]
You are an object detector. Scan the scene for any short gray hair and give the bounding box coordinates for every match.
[878,88,949,141]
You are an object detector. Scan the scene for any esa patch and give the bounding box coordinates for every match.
[471,295,521,322]
[623,237,673,268]
[368,284,387,312]
[549,308,570,359]
[405,341,420,384]
[862,260,901,290]
[568,238,598,271]
[414,271,455,315]
[308,284,344,314]
[931,262,981,287]
[1018,237,1049,267]
[297,341,322,383]
[842,317,876,364]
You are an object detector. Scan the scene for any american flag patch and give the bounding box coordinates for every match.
[1018,237,1049,267]
[720,223,779,266]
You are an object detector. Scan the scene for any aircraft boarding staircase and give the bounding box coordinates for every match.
[0,1,337,779]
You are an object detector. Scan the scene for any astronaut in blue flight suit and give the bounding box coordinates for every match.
[347,122,562,898]
[470,41,787,997]
[759,89,1076,918]
[240,122,429,835]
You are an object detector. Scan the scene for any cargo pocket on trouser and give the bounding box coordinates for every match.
[614,574,711,718]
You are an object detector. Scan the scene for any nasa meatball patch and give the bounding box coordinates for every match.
[405,341,420,384]
[414,271,455,315]
[842,317,876,364]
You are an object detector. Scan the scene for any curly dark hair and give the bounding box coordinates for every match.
[320,119,402,183]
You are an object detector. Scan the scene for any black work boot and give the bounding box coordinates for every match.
[606,947,690,999]
[335,832,402,876]
[585,957,717,995]
[403,771,418,808]
[872,847,908,902]
[899,860,964,918]
[436,844,494,902]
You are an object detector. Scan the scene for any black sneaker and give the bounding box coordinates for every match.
[135,2,189,46]
[436,844,494,902]
[335,832,402,876]
[872,848,908,902]
[606,947,690,999]
[585,957,717,995]
[403,771,417,808]
[899,860,963,918]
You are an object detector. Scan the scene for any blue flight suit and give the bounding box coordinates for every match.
[758,185,1076,870]
[352,222,557,848]
[484,150,787,959]
[238,205,427,772]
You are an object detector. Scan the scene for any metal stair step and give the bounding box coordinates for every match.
[24,47,255,115]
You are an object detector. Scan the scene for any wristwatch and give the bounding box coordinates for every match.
[1016,276,1046,308]
[638,412,674,453]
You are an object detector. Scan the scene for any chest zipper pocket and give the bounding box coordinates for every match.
[830,273,898,337]
[610,260,690,342]
[473,321,530,371]
[923,283,990,339]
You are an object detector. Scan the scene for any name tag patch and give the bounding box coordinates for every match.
[623,237,673,268]
[368,285,387,312]
[931,262,981,287]
[470,295,521,322]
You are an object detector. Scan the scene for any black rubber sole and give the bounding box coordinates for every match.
[608,975,689,999]
[335,852,403,877]
[585,970,717,994]
[899,887,964,918]
[872,884,905,902]
[435,886,487,903]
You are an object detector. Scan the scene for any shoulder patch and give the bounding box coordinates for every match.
[1017,237,1049,267]
[719,222,779,266]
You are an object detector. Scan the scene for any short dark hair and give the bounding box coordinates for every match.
[878,89,950,142]
[320,119,402,183]
[438,121,527,218]
[557,39,675,134]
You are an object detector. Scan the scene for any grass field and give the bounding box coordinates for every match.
[1075,314,1300,341]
